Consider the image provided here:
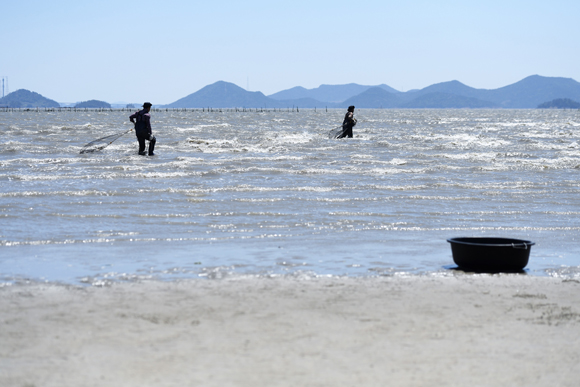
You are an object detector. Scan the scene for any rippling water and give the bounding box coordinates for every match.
[1,109,580,284]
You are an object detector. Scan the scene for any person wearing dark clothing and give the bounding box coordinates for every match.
[338,105,357,138]
[129,102,156,155]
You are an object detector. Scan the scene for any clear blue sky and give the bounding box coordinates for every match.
[3,0,579,104]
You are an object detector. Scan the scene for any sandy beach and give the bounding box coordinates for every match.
[1,275,579,387]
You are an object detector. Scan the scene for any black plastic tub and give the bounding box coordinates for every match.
[447,237,535,272]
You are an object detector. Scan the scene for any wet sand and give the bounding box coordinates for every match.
[1,275,579,386]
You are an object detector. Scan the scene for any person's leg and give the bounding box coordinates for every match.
[137,136,146,155]
[148,136,156,155]
[346,126,353,138]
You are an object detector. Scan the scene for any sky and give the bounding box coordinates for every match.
[2,0,579,104]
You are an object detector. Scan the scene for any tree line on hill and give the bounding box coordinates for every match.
[537,98,580,109]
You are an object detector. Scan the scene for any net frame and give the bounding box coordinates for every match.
[328,125,346,139]
[79,129,132,154]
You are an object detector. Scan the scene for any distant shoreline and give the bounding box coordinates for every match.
[2,106,580,114]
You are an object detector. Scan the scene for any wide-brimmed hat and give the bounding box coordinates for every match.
[143,102,152,107]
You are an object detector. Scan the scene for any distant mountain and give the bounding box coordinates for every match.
[399,92,499,108]
[276,97,329,108]
[268,83,400,103]
[341,87,403,108]
[166,81,277,108]
[404,80,485,101]
[0,89,60,108]
[268,86,310,101]
[403,76,580,108]
[74,99,111,108]
[336,84,497,108]
[486,75,580,108]
[165,81,329,108]
[537,98,580,109]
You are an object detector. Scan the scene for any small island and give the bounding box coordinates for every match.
[537,98,580,109]
[74,100,112,108]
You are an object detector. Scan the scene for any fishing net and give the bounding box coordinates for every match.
[79,129,132,154]
[328,125,346,139]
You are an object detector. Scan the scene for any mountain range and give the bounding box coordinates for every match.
[164,75,580,109]
[2,75,580,109]
[268,83,400,103]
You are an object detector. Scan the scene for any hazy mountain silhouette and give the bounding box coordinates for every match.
[405,80,485,100]
[7,75,580,110]
[164,75,580,109]
[485,75,580,108]
[340,87,403,108]
[399,92,499,108]
[395,75,580,108]
[165,81,277,108]
[0,89,60,108]
[269,83,400,103]
[165,81,328,108]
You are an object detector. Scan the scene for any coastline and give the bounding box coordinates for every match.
[1,275,579,386]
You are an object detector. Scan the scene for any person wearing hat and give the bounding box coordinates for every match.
[337,105,357,138]
[129,102,156,155]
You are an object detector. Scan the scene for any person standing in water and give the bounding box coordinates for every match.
[129,102,156,156]
[338,105,357,138]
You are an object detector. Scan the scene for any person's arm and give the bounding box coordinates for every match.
[346,112,355,125]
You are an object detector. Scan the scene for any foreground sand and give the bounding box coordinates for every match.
[1,275,579,387]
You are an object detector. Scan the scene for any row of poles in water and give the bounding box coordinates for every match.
[0,106,337,113]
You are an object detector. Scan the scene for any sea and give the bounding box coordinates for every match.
[1,108,580,286]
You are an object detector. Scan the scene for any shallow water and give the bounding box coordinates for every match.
[1,109,580,285]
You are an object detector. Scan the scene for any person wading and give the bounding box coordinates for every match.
[129,102,156,156]
[338,105,357,138]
